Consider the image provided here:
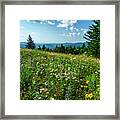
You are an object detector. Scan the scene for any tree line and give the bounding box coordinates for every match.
[37,43,86,55]
[25,20,100,58]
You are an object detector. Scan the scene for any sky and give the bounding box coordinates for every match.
[20,20,93,43]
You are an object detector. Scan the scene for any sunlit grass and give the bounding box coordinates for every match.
[20,48,100,100]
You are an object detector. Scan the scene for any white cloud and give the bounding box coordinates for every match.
[30,20,44,24]
[59,21,80,35]
[57,20,77,28]
[57,20,68,27]
[83,31,87,34]
[47,21,55,25]
[23,32,36,37]
[31,32,36,35]
[71,32,76,37]
[60,33,66,36]
[69,26,80,33]
[40,22,43,24]
[77,32,80,35]
[35,20,55,25]
[74,28,79,31]
[83,30,88,34]
[57,20,82,38]
[23,34,28,39]
[65,28,68,31]
[80,28,88,34]
[66,34,69,37]
[65,32,77,37]
[60,31,81,37]
[26,20,30,23]
[32,21,38,24]
[70,26,74,31]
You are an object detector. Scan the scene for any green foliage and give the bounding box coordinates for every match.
[38,46,41,50]
[84,20,100,58]
[20,49,100,100]
[40,44,87,55]
[42,45,46,50]
[26,34,35,49]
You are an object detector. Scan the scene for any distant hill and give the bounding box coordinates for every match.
[20,42,87,49]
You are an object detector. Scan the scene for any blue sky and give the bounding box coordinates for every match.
[20,20,93,43]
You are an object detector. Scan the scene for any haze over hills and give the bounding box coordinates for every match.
[20,42,87,49]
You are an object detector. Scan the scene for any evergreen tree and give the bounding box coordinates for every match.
[49,48,52,52]
[42,45,46,50]
[82,43,85,48]
[55,45,58,49]
[38,46,41,50]
[73,46,76,50]
[54,45,58,52]
[26,34,35,49]
[69,45,73,54]
[83,20,100,58]
[46,48,49,51]
[65,47,69,54]
[73,46,76,54]
[74,48,80,55]
[60,44,65,53]
[80,43,86,54]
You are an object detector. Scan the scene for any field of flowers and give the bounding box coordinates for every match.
[20,49,100,100]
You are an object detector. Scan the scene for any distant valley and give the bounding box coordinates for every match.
[20,42,87,49]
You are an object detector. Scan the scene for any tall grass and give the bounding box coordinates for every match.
[20,49,100,100]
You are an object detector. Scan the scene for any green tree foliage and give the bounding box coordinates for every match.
[38,46,41,50]
[26,34,35,49]
[82,43,85,48]
[39,43,88,55]
[42,45,46,50]
[84,20,100,58]
[46,48,49,51]
[60,44,65,53]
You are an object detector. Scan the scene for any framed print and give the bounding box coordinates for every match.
[0,0,119,119]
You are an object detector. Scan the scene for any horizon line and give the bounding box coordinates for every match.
[20,41,87,44]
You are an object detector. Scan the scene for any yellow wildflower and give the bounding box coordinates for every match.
[85,94,88,98]
[84,86,88,88]
[85,92,93,99]
[86,80,89,84]
[88,93,93,99]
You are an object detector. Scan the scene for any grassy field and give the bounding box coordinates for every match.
[20,49,100,100]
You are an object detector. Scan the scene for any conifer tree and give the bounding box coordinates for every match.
[42,45,46,50]
[84,20,100,58]
[26,34,35,49]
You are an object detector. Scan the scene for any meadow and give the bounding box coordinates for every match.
[20,48,100,100]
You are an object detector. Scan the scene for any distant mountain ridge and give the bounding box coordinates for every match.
[20,42,87,49]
